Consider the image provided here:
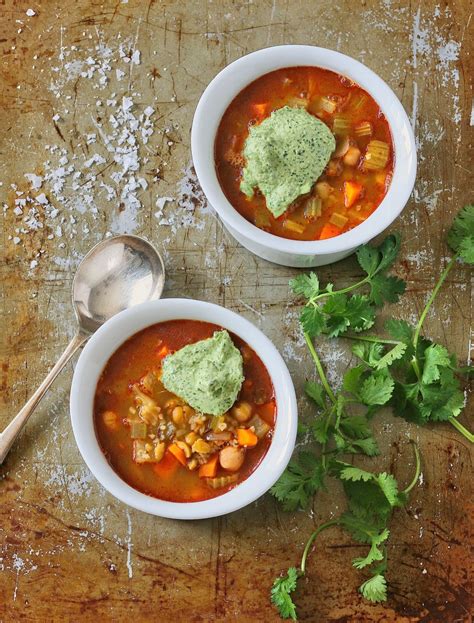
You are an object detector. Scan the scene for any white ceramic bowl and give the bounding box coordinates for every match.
[192,45,417,267]
[70,298,297,519]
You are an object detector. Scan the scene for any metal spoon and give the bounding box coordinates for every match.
[0,235,165,464]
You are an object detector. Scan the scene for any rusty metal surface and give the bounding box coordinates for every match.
[0,0,472,621]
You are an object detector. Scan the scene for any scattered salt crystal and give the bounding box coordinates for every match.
[131,50,140,65]
[116,69,125,80]
[122,96,133,112]
[13,206,23,216]
[13,236,21,244]
[83,154,106,168]
[35,192,48,204]
[144,106,154,117]
[24,173,43,189]
[52,113,60,122]
[30,259,38,268]
[26,8,36,16]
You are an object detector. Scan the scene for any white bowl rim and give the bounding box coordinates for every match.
[191,44,417,256]
[70,298,297,520]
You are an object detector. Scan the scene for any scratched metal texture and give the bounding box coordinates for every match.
[0,0,472,621]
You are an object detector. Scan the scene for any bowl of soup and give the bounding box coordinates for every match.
[70,298,297,519]
[191,45,416,267]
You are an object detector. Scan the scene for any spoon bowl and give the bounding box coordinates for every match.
[73,235,165,334]
[0,235,165,463]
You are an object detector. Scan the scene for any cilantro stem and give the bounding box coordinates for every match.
[344,334,402,346]
[303,332,336,404]
[413,254,458,352]
[300,519,340,574]
[312,276,371,302]
[402,442,421,495]
[447,417,474,443]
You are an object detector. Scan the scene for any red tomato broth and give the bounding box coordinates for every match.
[214,66,394,241]
[93,320,276,503]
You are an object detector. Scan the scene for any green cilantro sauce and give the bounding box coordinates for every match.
[161,330,244,416]
[240,106,336,218]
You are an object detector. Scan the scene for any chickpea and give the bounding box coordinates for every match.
[343,146,361,167]
[185,432,198,446]
[165,398,179,410]
[192,439,211,454]
[231,401,253,423]
[315,181,332,199]
[183,405,195,419]
[172,406,184,425]
[219,446,245,472]
[102,410,119,430]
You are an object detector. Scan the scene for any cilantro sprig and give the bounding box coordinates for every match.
[290,234,405,338]
[271,207,472,620]
[345,206,474,441]
[271,446,421,620]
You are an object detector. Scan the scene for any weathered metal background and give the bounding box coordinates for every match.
[0,0,472,621]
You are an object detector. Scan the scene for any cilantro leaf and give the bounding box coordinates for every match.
[359,371,394,406]
[385,318,414,344]
[356,234,401,276]
[343,365,365,394]
[356,244,380,275]
[369,273,406,307]
[359,574,387,602]
[459,236,474,263]
[339,413,371,438]
[352,528,389,569]
[421,344,452,384]
[290,273,320,299]
[271,567,299,620]
[300,305,326,337]
[339,465,374,483]
[375,473,400,506]
[375,343,407,369]
[447,204,474,264]
[304,381,326,408]
[345,294,376,331]
[352,342,384,368]
[312,417,329,443]
[376,234,402,272]
[348,437,380,456]
[270,452,324,511]
[323,294,351,336]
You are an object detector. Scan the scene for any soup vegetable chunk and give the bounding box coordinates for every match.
[215,66,394,241]
[94,321,276,502]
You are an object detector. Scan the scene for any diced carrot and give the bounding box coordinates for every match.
[344,181,363,208]
[198,454,219,478]
[237,428,258,447]
[258,400,276,424]
[252,103,268,119]
[153,450,180,478]
[319,222,341,240]
[168,443,187,466]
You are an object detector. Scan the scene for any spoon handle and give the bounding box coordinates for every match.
[0,331,89,464]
